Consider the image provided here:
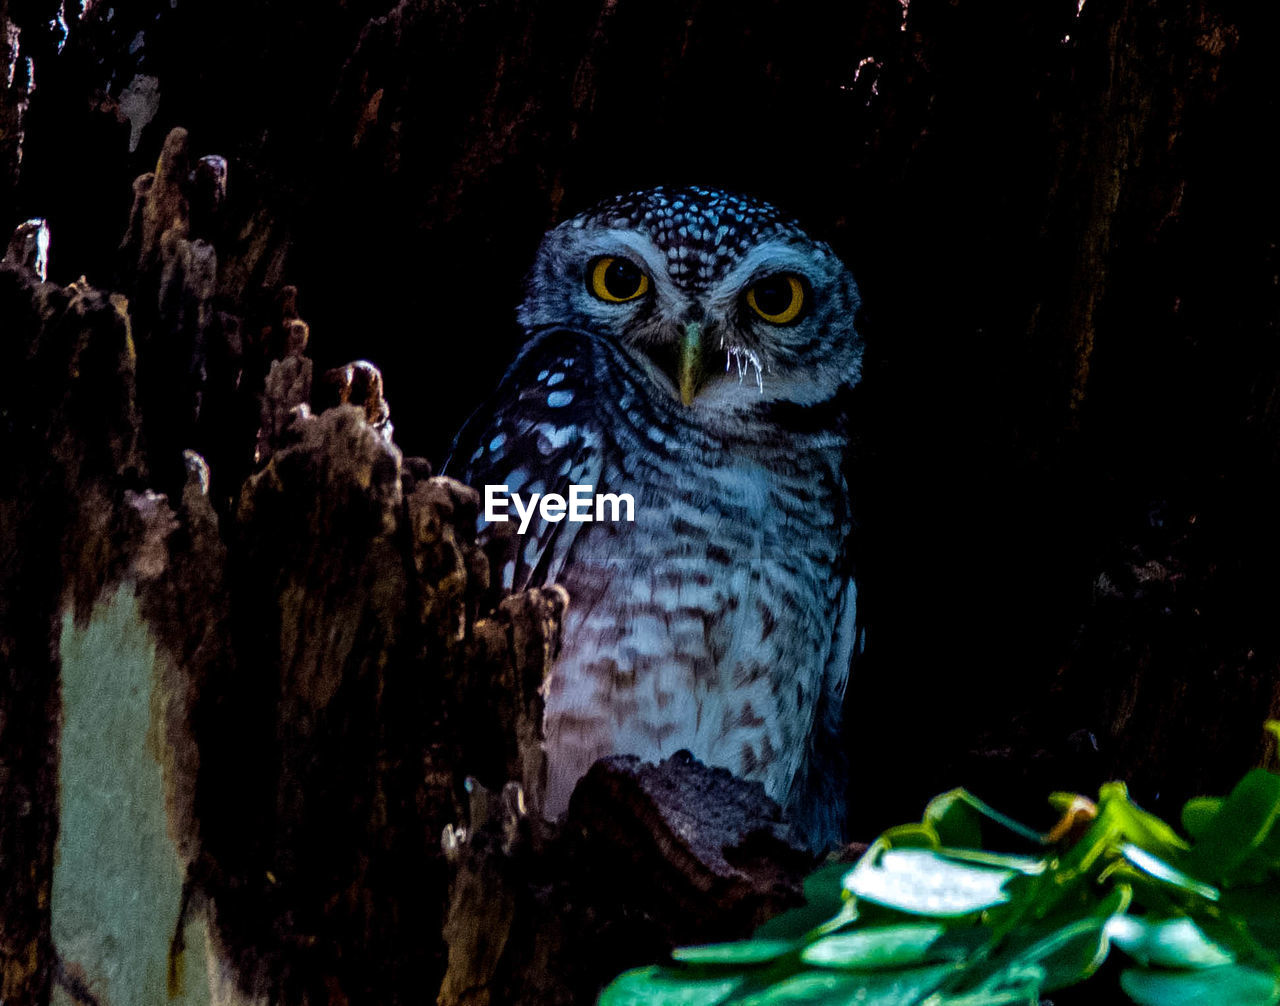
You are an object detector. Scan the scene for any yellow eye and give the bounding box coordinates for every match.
[590,256,650,303]
[746,274,805,324]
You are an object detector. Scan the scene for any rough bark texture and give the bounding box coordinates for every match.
[2,2,1280,1004]
[438,755,808,1006]
[0,249,144,1005]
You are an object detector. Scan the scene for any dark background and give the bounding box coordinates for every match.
[4,0,1279,838]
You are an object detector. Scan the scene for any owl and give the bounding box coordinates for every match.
[449,186,862,849]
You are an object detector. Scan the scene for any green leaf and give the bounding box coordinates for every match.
[959,888,1130,999]
[1048,791,1088,812]
[935,848,1047,875]
[1182,769,1280,883]
[925,790,986,850]
[925,790,1044,850]
[1106,915,1235,969]
[1099,784,1190,860]
[997,917,1111,992]
[933,969,1044,1006]
[800,923,945,969]
[844,848,1017,917]
[726,972,860,1005]
[755,863,855,940]
[882,823,941,849]
[598,967,743,1006]
[728,965,953,1005]
[1120,964,1280,1006]
[673,941,797,966]
[1220,884,1280,949]
[602,732,1280,1006]
[1049,793,1139,890]
[1255,813,1280,866]
[1120,844,1220,900]
[1181,797,1223,840]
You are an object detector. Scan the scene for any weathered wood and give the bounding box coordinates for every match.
[438,755,811,1006]
[2,217,47,279]
[0,242,145,1006]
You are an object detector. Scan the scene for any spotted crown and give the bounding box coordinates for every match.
[567,185,808,289]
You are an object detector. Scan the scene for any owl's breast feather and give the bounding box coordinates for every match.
[539,448,846,819]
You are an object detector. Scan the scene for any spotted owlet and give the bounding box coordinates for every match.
[449,186,862,849]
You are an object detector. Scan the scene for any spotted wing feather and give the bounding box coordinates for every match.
[446,329,606,592]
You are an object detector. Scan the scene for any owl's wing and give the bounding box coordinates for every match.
[787,568,859,850]
[445,329,607,593]
[825,574,859,745]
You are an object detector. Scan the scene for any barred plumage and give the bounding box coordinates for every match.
[449,186,862,849]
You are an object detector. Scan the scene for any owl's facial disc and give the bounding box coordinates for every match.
[637,273,810,406]
[558,241,813,406]
[579,248,709,404]
[517,188,863,414]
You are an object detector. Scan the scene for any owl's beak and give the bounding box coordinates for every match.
[678,322,706,406]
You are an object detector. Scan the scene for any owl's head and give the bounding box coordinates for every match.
[518,186,862,419]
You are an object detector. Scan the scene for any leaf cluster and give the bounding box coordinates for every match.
[599,724,1280,1005]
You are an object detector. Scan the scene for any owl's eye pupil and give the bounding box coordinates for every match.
[746,273,805,324]
[589,256,650,303]
[752,277,793,316]
[604,258,641,298]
